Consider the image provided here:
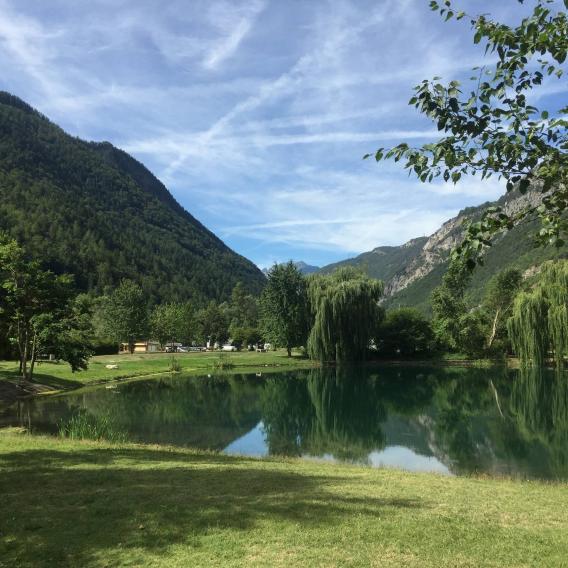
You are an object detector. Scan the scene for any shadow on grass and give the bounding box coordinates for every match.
[0,370,85,410]
[0,446,423,566]
[0,368,83,389]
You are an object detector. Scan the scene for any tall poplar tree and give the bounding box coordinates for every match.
[260,262,309,357]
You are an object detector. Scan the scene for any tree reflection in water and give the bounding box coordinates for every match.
[5,365,568,479]
[261,367,435,463]
[506,367,568,477]
[261,366,568,478]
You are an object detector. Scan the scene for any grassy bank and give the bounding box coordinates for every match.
[0,350,315,397]
[0,430,567,567]
[0,351,529,407]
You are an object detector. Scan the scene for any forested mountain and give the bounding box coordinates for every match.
[0,92,265,304]
[319,237,427,284]
[319,187,568,313]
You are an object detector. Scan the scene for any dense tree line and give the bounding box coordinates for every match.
[260,256,568,367]
[2,232,565,374]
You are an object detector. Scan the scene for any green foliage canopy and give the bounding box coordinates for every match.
[102,279,148,353]
[375,307,434,357]
[195,301,229,346]
[307,268,383,363]
[150,302,193,348]
[431,260,470,350]
[0,236,93,380]
[508,260,568,366]
[260,262,310,356]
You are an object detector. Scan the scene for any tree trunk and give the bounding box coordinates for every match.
[489,379,504,419]
[19,327,29,382]
[487,308,500,349]
[20,356,28,382]
[287,346,292,357]
[29,332,37,382]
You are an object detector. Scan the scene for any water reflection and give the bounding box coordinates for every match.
[2,365,568,480]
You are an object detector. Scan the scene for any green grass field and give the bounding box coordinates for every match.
[1,429,567,567]
[0,350,316,394]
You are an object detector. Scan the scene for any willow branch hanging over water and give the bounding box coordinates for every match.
[307,268,384,364]
[507,261,568,367]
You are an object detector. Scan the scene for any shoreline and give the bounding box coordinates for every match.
[0,352,520,406]
[0,352,319,405]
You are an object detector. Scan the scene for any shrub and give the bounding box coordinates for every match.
[211,353,235,371]
[58,411,127,443]
[375,308,434,358]
[169,356,182,373]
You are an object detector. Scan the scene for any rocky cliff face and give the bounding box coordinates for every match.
[384,187,547,298]
[320,185,552,308]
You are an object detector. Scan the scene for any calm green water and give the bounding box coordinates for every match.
[2,366,568,480]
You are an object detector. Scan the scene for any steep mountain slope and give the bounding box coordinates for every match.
[0,92,265,304]
[319,237,427,283]
[319,188,568,313]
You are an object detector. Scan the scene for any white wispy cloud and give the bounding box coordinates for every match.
[0,1,65,98]
[203,0,266,70]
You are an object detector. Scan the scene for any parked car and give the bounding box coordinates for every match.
[222,345,237,352]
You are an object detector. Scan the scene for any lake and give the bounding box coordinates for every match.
[2,365,567,480]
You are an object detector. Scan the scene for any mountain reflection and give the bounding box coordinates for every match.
[4,365,568,480]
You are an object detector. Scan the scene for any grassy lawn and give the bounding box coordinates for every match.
[0,350,315,393]
[1,430,567,567]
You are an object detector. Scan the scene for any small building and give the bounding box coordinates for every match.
[119,340,160,354]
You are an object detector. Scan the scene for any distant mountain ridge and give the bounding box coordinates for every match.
[319,187,568,313]
[262,261,320,276]
[0,92,265,304]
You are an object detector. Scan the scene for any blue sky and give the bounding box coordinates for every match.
[0,0,565,268]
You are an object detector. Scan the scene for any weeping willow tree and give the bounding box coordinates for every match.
[305,368,387,460]
[307,268,383,363]
[507,367,568,477]
[508,261,568,367]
